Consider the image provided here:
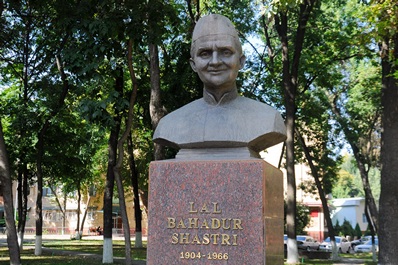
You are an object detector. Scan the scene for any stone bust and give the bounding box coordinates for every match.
[153,14,286,159]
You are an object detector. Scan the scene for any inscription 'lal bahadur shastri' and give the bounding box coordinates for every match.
[167,202,243,246]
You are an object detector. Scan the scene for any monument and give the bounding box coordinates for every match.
[147,14,287,264]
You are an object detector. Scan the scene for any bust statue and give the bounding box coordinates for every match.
[153,14,286,159]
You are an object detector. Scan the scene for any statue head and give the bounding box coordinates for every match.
[189,14,246,100]
[190,14,243,57]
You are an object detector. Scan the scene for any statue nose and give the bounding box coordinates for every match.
[209,51,222,65]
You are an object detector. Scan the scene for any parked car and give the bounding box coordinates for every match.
[284,234,287,251]
[354,238,379,253]
[319,236,351,253]
[351,235,377,248]
[296,235,320,251]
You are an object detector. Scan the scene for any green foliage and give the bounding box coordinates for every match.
[332,169,361,198]
[355,223,363,238]
[337,155,381,203]
[0,1,389,256]
[334,219,355,237]
[284,201,310,235]
[366,0,398,41]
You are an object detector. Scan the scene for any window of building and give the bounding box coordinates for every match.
[362,213,368,223]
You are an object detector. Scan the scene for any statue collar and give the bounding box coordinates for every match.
[203,89,238,106]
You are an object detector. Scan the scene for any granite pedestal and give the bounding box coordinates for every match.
[147,159,283,264]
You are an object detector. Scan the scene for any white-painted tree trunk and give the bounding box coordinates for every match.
[286,238,299,264]
[331,241,339,261]
[135,231,142,248]
[372,244,377,262]
[34,235,42,255]
[17,231,24,251]
[102,238,113,264]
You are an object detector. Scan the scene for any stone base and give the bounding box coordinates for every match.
[147,159,284,264]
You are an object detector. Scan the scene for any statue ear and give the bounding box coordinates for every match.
[189,58,197,72]
[239,55,246,69]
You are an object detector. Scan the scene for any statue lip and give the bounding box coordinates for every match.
[208,69,226,74]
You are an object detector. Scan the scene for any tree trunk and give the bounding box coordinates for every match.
[103,68,123,264]
[140,190,149,215]
[128,135,143,248]
[17,170,28,250]
[76,185,81,239]
[0,121,21,265]
[102,124,119,264]
[379,35,398,265]
[351,147,379,231]
[297,130,339,260]
[274,3,315,263]
[17,172,23,247]
[127,39,143,248]
[35,123,49,255]
[149,43,166,161]
[80,195,91,236]
[328,94,380,232]
[364,202,377,262]
[275,11,298,263]
[114,170,132,265]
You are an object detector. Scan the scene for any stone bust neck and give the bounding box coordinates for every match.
[203,88,238,106]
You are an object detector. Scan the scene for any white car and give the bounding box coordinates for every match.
[296,235,320,251]
[354,239,379,253]
[319,236,352,253]
[284,234,287,249]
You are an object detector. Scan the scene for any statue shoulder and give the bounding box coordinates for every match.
[158,98,205,123]
[153,98,206,148]
[233,96,283,121]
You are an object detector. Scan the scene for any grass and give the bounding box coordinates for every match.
[40,239,146,259]
[0,251,111,265]
[288,253,378,265]
[0,240,379,265]
[0,239,146,265]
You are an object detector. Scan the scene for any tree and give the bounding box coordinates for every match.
[332,169,361,198]
[335,155,381,202]
[297,129,340,260]
[0,0,78,253]
[260,0,318,262]
[0,121,21,265]
[368,0,398,263]
[354,223,362,239]
[338,219,355,238]
[327,60,381,232]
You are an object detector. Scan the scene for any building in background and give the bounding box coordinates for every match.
[262,144,368,243]
[0,181,147,236]
[330,197,367,232]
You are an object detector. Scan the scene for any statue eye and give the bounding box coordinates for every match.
[199,50,211,58]
[222,49,233,56]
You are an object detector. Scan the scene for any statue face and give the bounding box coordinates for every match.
[190,35,245,94]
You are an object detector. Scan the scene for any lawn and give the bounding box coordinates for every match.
[291,253,378,265]
[40,239,146,258]
[0,239,146,265]
[0,241,379,265]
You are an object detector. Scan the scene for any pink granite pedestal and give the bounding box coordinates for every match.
[147,159,283,265]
